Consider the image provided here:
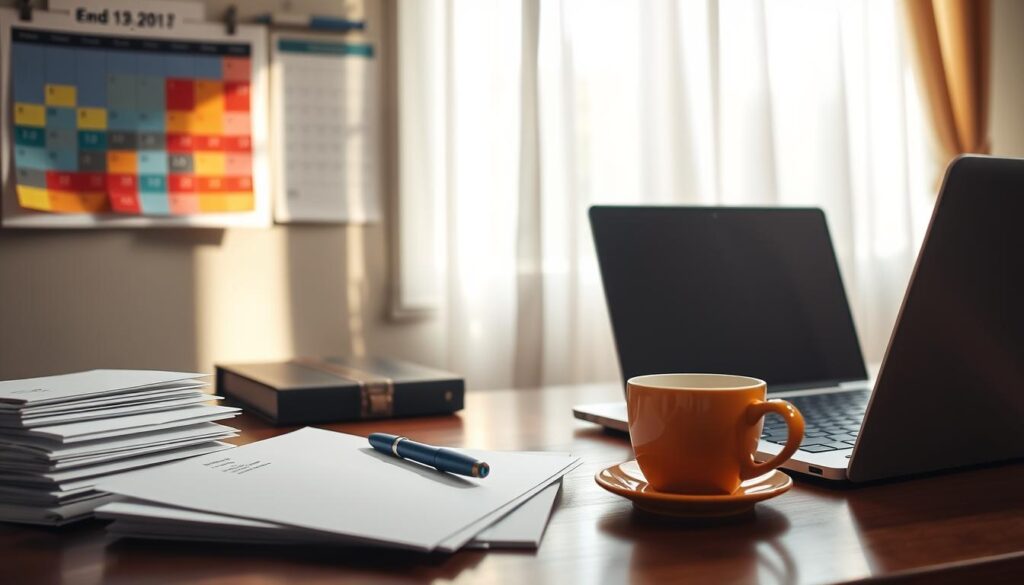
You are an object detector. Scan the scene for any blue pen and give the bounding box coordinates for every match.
[368,433,490,478]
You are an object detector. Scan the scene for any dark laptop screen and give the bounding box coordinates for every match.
[590,206,868,392]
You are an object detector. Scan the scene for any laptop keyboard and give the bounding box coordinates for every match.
[761,390,869,453]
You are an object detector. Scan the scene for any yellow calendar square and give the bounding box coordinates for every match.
[166,111,190,133]
[191,111,223,134]
[45,84,77,107]
[50,191,107,213]
[194,80,225,113]
[16,185,51,211]
[108,151,138,174]
[198,194,226,212]
[14,103,46,127]
[221,193,253,211]
[194,152,226,176]
[77,108,108,130]
[199,193,251,212]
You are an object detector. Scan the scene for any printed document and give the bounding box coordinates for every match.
[99,427,579,551]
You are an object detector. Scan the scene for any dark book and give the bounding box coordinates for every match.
[216,356,464,425]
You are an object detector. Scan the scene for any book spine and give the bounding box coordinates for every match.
[392,380,465,418]
[218,368,464,425]
[277,385,361,425]
[275,381,464,424]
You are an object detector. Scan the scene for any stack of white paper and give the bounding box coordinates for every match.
[0,370,241,525]
[96,427,581,551]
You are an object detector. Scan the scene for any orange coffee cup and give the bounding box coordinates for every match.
[626,373,804,495]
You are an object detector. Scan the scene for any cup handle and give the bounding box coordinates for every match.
[739,399,805,480]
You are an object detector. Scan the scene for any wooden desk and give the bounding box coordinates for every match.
[3,384,1023,584]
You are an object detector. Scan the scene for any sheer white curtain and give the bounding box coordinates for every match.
[398,0,936,390]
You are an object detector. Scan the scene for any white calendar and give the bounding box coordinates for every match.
[270,32,380,223]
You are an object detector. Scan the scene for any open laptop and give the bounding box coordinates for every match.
[574,155,1024,482]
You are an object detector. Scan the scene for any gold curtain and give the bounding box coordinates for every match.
[903,0,991,162]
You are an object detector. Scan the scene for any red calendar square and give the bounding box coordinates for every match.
[224,82,251,112]
[165,79,195,111]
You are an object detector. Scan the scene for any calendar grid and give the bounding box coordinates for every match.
[11,27,255,216]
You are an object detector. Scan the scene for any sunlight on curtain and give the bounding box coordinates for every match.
[402,0,934,389]
[444,1,523,387]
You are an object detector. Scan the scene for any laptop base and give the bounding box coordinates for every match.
[573,394,856,482]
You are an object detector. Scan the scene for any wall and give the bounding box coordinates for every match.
[1,0,1023,382]
[990,0,1024,156]
[0,0,445,380]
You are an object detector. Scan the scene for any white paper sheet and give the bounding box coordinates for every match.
[1,441,234,486]
[0,488,102,506]
[47,449,236,493]
[0,370,207,406]
[99,481,562,549]
[0,493,117,526]
[0,432,238,471]
[0,423,237,460]
[0,484,99,505]
[10,384,208,416]
[0,405,240,443]
[97,427,579,552]
[434,457,580,552]
[106,523,314,546]
[0,395,223,428]
[466,482,561,548]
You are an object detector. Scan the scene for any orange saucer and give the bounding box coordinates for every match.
[595,460,792,518]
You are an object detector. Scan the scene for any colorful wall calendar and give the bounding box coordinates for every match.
[0,9,270,228]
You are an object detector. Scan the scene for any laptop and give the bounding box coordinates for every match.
[575,155,1024,482]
